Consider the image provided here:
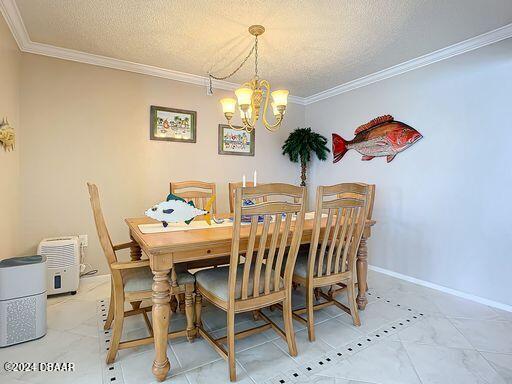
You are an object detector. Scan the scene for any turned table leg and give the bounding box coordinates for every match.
[356,235,369,310]
[129,240,142,261]
[129,242,143,310]
[152,269,171,382]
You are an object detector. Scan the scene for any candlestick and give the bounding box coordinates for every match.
[242,174,246,187]
[253,170,257,186]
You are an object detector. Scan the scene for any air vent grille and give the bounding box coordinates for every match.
[40,244,77,268]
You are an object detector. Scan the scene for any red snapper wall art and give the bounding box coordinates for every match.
[332,115,422,163]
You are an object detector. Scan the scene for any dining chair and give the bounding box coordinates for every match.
[170,180,217,215]
[169,180,225,304]
[228,181,267,213]
[87,183,197,364]
[291,183,369,342]
[194,183,307,381]
[336,183,375,294]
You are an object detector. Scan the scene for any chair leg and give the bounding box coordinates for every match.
[106,290,124,364]
[306,285,315,341]
[227,309,236,382]
[347,278,361,326]
[178,293,185,312]
[195,292,202,327]
[282,295,298,356]
[103,283,114,330]
[314,287,321,301]
[185,284,195,342]
[170,294,178,313]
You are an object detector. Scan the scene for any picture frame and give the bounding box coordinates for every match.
[218,124,255,156]
[150,106,197,143]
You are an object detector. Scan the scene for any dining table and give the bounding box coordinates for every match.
[125,213,375,382]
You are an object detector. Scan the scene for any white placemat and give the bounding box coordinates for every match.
[138,220,232,234]
[138,212,320,234]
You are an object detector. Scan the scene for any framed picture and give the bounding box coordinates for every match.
[150,106,197,143]
[218,124,255,156]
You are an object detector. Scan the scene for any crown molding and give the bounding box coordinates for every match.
[2,0,510,107]
[0,0,29,48]
[304,23,512,105]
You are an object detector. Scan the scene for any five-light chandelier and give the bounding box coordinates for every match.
[208,25,289,132]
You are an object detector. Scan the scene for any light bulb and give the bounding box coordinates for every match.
[240,106,252,119]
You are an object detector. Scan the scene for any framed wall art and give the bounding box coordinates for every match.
[218,124,255,156]
[150,106,197,143]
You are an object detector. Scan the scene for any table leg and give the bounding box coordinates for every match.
[152,269,171,382]
[129,241,142,261]
[356,235,369,310]
[129,242,143,310]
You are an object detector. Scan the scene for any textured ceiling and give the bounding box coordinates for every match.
[15,0,512,97]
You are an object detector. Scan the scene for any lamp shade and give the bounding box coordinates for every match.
[271,89,289,107]
[235,87,253,106]
[220,98,236,114]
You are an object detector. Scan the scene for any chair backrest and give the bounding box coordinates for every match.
[228,181,267,213]
[87,183,117,268]
[337,183,375,221]
[308,183,369,279]
[170,181,217,214]
[229,183,307,304]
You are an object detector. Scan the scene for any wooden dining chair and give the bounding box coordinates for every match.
[228,181,267,213]
[87,183,197,364]
[169,180,223,305]
[291,183,369,342]
[195,183,307,381]
[170,180,217,215]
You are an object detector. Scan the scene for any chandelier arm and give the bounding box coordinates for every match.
[226,120,246,131]
[259,80,283,131]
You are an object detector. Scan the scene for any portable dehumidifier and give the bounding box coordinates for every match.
[37,237,80,295]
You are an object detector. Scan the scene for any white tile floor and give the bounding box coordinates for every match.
[1,270,511,384]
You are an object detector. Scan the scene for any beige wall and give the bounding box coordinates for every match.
[19,53,305,274]
[0,16,20,258]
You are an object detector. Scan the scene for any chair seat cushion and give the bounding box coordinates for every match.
[294,249,345,278]
[123,265,195,292]
[195,265,284,302]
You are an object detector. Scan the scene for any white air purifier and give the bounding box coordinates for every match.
[0,255,47,347]
[37,237,80,295]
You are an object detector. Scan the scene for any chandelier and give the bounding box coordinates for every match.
[208,25,289,132]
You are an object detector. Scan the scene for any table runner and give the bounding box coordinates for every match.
[138,212,319,234]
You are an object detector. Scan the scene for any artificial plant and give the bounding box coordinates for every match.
[282,127,330,186]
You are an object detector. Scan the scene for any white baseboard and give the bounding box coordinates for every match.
[369,265,512,313]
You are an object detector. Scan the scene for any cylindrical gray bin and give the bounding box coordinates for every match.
[0,255,47,347]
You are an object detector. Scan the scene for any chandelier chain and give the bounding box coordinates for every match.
[254,36,259,80]
[208,37,257,93]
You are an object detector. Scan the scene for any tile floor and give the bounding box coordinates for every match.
[1,270,511,384]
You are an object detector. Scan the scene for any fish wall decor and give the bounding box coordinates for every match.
[0,118,15,152]
[145,193,215,227]
[332,115,422,163]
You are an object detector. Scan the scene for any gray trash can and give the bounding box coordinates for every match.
[0,255,47,347]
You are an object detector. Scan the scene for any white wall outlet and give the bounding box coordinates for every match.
[78,234,88,247]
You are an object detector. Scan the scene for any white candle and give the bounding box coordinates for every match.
[253,170,257,186]
[242,174,246,187]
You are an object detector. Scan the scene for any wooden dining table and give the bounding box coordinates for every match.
[125,213,375,382]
